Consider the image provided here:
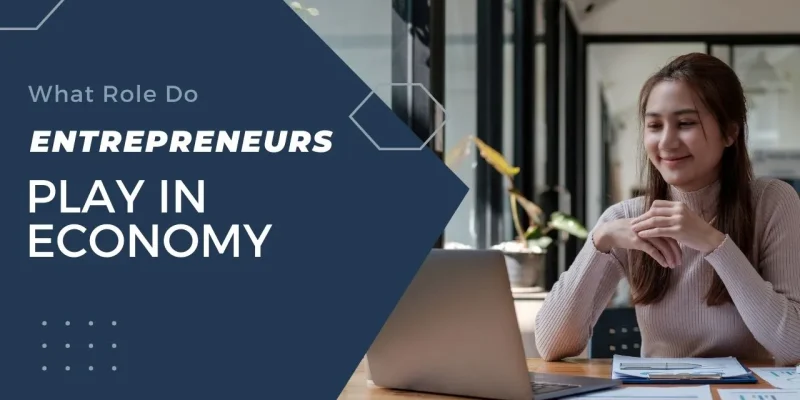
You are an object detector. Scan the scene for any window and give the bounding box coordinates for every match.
[733,46,799,150]
[442,0,479,248]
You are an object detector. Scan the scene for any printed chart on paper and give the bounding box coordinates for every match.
[562,385,712,400]
[750,368,800,389]
[717,389,800,400]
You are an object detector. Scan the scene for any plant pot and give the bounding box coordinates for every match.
[502,251,545,288]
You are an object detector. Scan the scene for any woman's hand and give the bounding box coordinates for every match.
[631,200,726,254]
[595,218,682,268]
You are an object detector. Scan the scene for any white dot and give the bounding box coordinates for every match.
[112,321,117,326]
[88,321,93,326]
[112,366,117,371]
[65,343,70,349]
[41,321,47,326]
[65,321,70,326]
[41,343,47,349]
[88,366,93,371]
[65,366,70,371]
[112,343,117,349]
[89,343,93,349]
[42,366,47,371]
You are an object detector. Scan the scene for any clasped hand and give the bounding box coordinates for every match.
[596,201,726,268]
[630,200,725,267]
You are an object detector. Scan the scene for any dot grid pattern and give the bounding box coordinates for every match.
[40,320,122,373]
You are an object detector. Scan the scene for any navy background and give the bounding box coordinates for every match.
[0,0,467,398]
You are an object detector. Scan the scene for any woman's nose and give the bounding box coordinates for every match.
[659,126,680,149]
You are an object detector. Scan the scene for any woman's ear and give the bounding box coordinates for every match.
[725,123,739,147]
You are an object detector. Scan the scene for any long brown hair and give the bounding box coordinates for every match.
[629,52,755,306]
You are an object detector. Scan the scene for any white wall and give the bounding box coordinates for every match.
[576,0,800,34]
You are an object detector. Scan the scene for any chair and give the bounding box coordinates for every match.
[589,307,641,358]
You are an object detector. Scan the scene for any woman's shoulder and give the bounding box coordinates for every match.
[749,177,800,258]
[597,177,798,221]
[599,196,647,221]
[750,177,799,210]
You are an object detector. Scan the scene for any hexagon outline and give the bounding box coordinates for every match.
[349,82,447,151]
[0,0,66,31]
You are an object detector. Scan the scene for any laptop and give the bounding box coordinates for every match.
[366,249,621,400]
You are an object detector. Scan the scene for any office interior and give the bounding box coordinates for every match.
[300,0,800,358]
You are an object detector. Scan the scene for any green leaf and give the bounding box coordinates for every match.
[548,212,588,239]
[528,236,553,249]
[509,188,543,225]
[472,137,520,177]
[524,225,542,239]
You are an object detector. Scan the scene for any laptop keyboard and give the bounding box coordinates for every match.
[532,381,579,395]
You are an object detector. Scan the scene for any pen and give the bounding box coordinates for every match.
[619,362,702,370]
[648,372,722,380]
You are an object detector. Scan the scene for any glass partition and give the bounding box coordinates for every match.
[732,45,800,190]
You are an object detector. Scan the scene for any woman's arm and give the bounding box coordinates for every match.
[704,180,800,366]
[534,204,628,361]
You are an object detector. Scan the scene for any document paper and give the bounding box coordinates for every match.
[751,368,800,389]
[611,355,750,379]
[717,389,800,400]
[562,385,712,400]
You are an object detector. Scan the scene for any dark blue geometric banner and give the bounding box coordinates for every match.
[0,0,467,398]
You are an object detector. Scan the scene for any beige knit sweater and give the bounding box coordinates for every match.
[534,177,800,366]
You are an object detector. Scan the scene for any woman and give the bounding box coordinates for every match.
[534,52,800,366]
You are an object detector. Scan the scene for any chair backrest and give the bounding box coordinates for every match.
[589,307,641,358]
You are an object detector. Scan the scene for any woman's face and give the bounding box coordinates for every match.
[643,80,733,191]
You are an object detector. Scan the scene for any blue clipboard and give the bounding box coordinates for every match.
[613,359,759,385]
[617,369,759,385]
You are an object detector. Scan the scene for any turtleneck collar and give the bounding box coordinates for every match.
[668,180,720,220]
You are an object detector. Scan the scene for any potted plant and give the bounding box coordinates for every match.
[445,136,589,288]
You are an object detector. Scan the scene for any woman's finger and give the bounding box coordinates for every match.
[631,208,675,224]
[637,226,678,239]
[636,238,669,267]
[667,238,682,266]
[632,216,674,232]
[648,237,677,267]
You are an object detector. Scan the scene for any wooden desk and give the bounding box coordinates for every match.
[338,357,775,400]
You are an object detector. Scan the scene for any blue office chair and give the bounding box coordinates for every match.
[589,307,641,358]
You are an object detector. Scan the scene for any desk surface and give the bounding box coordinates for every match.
[338,357,775,400]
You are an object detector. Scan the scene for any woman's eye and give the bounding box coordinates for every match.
[679,121,696,127]
[647,123,662,130]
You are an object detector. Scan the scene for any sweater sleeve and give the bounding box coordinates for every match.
[534,204,628,361]
[704,180,800,366]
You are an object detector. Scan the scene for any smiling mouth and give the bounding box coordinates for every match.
[661,155,691,162]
